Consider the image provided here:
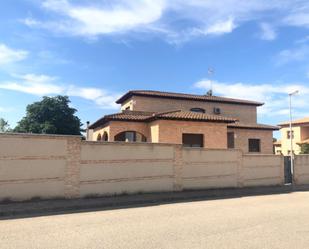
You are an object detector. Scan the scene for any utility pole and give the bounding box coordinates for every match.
[289,90,299,176]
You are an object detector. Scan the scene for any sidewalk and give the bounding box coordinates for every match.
[1,185,307,219]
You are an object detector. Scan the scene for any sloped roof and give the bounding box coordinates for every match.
[297,138,309,144]
[104,111,153,121]
[89,110,237,129]
[153,110,237,122]
[279,117,309,127]
[228,122,279,130]
[116,90,264,106]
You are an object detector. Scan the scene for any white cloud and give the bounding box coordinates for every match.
[25,0,166,37]
[20,0,309,45]
[0,74,63,95]
[0,44,28,65]
[259,23,277,41]
[276,45,309,65]
[22,17,41,27]
[23,0,301,42]
[66,86,120,109]
[284,12,309,28]
[194,78,309,119]
[0,74,119,109]
[195,18,236,36]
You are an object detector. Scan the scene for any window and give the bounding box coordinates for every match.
[182,133,204,147]
[190,108,205,113]
[125,131,135,142]
[227,132,235,149]
[213,107,221,115]
[287,131,294,139]
[248,139,261,152]
[114,131,147,142]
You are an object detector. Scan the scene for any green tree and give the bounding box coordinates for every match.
[0,118,11,132]
[300,144,309,154]
[14,96,82,135]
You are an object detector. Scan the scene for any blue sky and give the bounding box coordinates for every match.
[1,0,309,134]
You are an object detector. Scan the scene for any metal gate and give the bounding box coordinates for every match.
[284,156,292,184]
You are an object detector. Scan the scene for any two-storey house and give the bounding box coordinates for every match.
[88,90,278,154]
[275,117,309,155]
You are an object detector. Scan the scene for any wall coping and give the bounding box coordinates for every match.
[0,132,82,139]
[243,153,281,157]
[81,140,182,147]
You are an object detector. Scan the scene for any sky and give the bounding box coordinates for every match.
[1,0,309,135]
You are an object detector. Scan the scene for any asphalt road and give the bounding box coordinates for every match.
[2,191,309,249]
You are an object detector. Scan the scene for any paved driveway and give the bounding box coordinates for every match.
[1,191,309,249]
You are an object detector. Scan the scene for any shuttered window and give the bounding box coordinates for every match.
[182,134,204,148]
[248,139,260,152]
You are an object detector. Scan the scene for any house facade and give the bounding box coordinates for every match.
[275,117,309,155]
[88,90,278,154]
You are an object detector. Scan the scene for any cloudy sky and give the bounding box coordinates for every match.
[1,0,309,134]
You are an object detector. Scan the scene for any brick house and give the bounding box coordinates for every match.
[87,90,278,154]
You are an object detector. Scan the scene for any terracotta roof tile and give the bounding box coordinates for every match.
[89,110,277,130]
[116,90,264,106]
[154,110,237,122]
[279,117,309,127]
[228,122,279,130]
[88,111,153,128]
[104,111,153,121]
[89,110,237,129]
[297,138,309,144]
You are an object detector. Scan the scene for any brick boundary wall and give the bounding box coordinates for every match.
[0,133,285,201]
[65,137,81,199]
[173,145,183,191]
[294,155,309,185]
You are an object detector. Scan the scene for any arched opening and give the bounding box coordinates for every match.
[114,131,147,142]
[102,131,108,141]
[190,108,205,113]
[97,133,102,141]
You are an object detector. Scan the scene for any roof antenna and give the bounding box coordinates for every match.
[206,67,214,96]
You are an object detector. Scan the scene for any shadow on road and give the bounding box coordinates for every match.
[1,184,309,220]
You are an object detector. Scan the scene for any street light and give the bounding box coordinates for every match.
[289,90,299,176]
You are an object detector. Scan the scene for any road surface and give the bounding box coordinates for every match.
[1,191,309,248]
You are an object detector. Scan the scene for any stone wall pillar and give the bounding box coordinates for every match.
[173,145,183,191]
[237,150,244,187]
[65,137,81,198]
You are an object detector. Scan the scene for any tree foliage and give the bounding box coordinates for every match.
[300,144,309,154]
[0,118,11,132]
[14,96,82,135]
